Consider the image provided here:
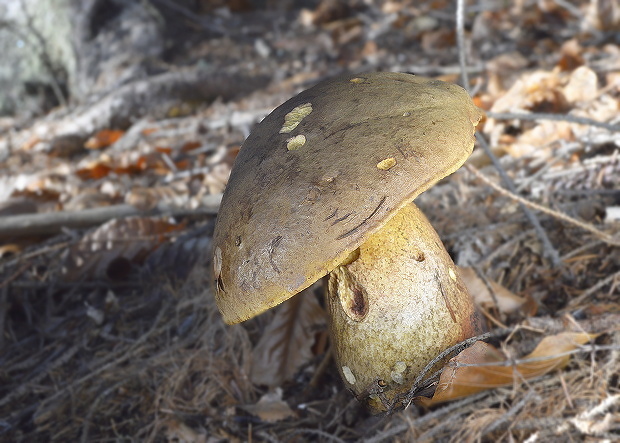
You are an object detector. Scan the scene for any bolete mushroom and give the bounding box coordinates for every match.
[212,72,484,409]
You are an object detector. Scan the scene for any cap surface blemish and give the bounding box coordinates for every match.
[280,103,313,133]
[377,157,397,170]
[449,267,457,281]
[286,134,306,151]
[342,366,356,384]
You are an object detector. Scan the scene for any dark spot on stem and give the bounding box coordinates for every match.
[349,286,366,316]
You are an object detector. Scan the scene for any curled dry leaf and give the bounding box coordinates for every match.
[459,267,537,316]
[503,119,574,158]
[486,52,529,96]
[250,288,327,388]
[179,141,201,152]
[0,244,22,258]
[164,419,207,443]
[557,39,585,72]
[76,149,184,180]
[563,66,598,104]
[125,183,190,211]
[85,129,125,150]
[76,162,113,180]
[62,217,185,281]
[417,332,597,407]
[240,389,296,423]
[144,233,212,281]
[63,189,117,211]
[490,69,568,114]
[47,134,88,157]
[201,163,231,195]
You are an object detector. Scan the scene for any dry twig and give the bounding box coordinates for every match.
[455,0,562,267]
[0,195,221,239]
[465,164,620,247]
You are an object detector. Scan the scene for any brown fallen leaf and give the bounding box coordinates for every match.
[63,189,117,211]
[76,161,113,180]
[250,287,327,387]
[164,418,207,443]
[85,129,125,150]
[459,267,537,316]
[125,183,190,211]
[417,332,596,407]
[180,141,201,152]
[563,66,599,104]
[240,389,296,423]
[48,134,88,157]
[490,69,568,115]
[0,244,22,258]
[557,39,584,72]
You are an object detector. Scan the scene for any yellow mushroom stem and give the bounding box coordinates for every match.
[327,203,483,410]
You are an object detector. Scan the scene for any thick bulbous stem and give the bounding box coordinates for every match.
[326,203,484,411]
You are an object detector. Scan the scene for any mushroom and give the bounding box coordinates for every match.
[212,72,484,409]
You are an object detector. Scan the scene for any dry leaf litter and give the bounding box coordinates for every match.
[0,0,619,441]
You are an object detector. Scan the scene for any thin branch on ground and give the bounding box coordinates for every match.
[481,390,540,436]
[400,330,505,408]
[473,135,564,267]
[80,380,129,443]
[284,428,346,443]
[0,344,81,409]
[456,0,470,89]
[465,163,620,248]
[567,268,620,308]
[0,195,221,239]
[486,111,620,132]
[32,298,171,416]
[363,392,492,443]
[455,1,562,267]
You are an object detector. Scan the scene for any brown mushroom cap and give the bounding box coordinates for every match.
[213,72,483,324]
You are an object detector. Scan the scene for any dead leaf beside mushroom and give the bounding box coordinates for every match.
[460,267,537,318]
[250,289,326,388]
[416,332,597,407]
[240,389,296,423]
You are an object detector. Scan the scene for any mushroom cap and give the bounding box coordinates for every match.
[213,72,483,324]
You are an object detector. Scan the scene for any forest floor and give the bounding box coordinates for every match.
[1,1,619,441]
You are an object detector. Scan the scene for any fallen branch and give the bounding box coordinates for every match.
[455,0,562,267]
[0,194,221,239]
[465,164,620,247]
[486,111,620,132]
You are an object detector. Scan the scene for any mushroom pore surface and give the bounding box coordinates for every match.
[327,202,483,411]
